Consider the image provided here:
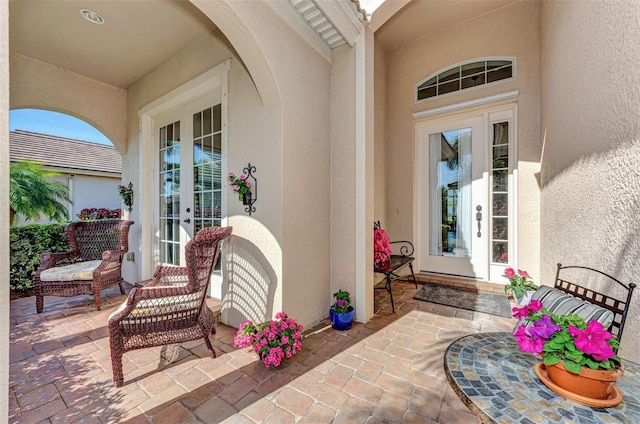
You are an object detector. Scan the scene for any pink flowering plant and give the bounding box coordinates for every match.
[503,267,539,299]
[234,312,304,369]
[513,300,621,374]
[227,172,252,201]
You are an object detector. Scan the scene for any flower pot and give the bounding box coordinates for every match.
[515,290,536,306]
[330,306,355,330]
[544,361,624,400]
[242,192,252,205]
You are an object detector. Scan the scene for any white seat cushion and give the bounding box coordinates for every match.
[40,260,102,282]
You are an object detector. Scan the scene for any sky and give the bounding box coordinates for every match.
[10,109,112,145]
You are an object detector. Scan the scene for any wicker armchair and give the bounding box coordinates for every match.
[35,219,134,313]
[108,225,232,387]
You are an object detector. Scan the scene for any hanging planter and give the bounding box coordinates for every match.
[228,163,257,215]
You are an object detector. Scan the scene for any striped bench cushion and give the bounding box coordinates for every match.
[516,285,614,330]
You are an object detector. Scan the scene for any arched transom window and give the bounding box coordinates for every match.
[416,58,515,102]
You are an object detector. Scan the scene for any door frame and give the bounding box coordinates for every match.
[139,60,230,290]
[413,103,518,282]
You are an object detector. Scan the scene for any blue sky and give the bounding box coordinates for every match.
[10,109,112,145]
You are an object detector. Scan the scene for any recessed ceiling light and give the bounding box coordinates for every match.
[80,9,105,24]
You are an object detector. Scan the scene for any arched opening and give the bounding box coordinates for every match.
[9,108,122,225]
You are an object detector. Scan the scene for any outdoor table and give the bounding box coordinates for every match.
[443,332,640,424]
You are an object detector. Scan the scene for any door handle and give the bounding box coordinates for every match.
[183,218,191,224]
[476,205,482,237]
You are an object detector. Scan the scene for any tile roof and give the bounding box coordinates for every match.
[9,130,122,175]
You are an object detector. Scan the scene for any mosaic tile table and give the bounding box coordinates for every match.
[444,332,640,424]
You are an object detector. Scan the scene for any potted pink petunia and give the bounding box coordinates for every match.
[503,267,538,305]
[512,300,623,402]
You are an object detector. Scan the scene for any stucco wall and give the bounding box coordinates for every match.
[330,44,357,305]
[128,0,332,329]
[540,0,640,363]
[9,53,127,151]
[384,0,541,282]
[1,1,10,421]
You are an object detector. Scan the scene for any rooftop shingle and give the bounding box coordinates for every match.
[9,130,122,175]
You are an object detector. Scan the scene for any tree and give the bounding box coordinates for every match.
[9,161,71,226]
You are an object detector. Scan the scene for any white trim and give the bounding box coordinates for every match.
[316,0,363,47]
[138,61,230,282]
[412,90,519,120]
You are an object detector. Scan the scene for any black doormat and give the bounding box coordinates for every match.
[413,284,512,318]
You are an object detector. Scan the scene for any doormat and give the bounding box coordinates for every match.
[413,284,512,318]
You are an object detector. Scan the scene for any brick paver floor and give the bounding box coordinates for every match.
[9,277,515,423]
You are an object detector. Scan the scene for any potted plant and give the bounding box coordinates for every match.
[117,183,134,212]
[233,312,303,369]
[512,300,623,402]
[503,267,538,305]
[228,172,253,205]
[329,289,355,330]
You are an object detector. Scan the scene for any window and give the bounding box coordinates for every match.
[416,59,514,102]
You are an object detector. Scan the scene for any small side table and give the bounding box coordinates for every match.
[444,332,640,424]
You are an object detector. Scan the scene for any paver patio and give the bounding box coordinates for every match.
[9,278,515,423]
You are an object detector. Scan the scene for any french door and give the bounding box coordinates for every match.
[154,92,225,295]
[417,115,487,279]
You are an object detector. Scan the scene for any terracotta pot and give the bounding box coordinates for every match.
[545,361,624,400]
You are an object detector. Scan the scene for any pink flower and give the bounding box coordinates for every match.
[513,325,544,354]
[504,268,516,278]
[511,299,543,319]
[517,269,530,277]
[569,321,616,361]
[500,252,508,260]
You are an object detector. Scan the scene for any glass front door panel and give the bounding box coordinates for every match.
[491,121,509,264]
[429,128,472,259]
[159,121,181,265]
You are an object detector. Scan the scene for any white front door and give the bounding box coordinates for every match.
[154,92,225,295]
[416,115,487,279]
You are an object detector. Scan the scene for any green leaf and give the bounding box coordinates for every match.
[544,354,561,365]
[563,360,582,374]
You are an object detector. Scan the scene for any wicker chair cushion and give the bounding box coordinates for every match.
[109,292,200,324]
[39,260,102,282]
[515,286,614,331]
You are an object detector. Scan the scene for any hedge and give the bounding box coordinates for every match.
[10,223,69,292]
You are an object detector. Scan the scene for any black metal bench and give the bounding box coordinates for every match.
[554,263,636,346]
[373,221,417,313]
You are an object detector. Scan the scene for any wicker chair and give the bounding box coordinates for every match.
[35,219,134,313]
[108,225,232,387]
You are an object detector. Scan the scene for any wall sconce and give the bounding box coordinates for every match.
[242,163,257,216]
[117,182,134,213]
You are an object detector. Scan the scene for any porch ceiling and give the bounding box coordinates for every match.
[8,0,519,90]
[374,0,521,51]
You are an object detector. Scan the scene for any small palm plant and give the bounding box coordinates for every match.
[9,161,70,225]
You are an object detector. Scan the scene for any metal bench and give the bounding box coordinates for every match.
[373,221,417,313]
[554,263,636,345]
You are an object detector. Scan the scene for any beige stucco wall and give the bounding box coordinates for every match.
[384,0,541,282]
[9,53,127,151]
[374,37,388,233]
[1,1,9,421]
[330,44,357,307]
[540,0,640,363]
[127,1,332,329]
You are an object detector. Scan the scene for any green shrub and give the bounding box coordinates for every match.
[10,223,69,292]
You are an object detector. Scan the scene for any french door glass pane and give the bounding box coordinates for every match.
[193,104,223,273]
[428,128,473,258]
[159,121,181,265]
[491,122,509,264]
